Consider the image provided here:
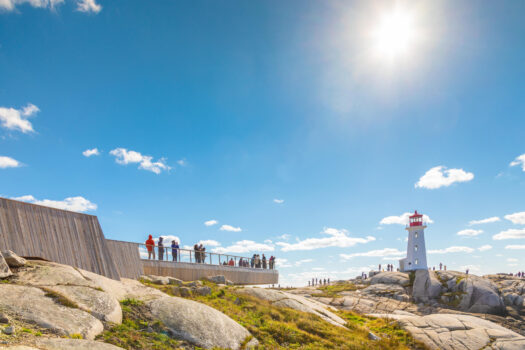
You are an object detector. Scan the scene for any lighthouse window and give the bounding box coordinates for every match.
[415,232,418,238]
[415,259,419,265]
[415,245,418,252]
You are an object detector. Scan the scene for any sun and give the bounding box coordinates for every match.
[372,10,416,58]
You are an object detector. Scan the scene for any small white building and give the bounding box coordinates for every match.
[399,210,428,272]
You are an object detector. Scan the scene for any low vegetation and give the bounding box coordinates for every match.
[141,280,427,349]
[311,282,360,298]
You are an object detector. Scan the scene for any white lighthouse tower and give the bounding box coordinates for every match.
[399,210,428,272]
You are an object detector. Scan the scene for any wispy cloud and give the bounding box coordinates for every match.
[478,245,492,252]
[415,166,474,189]
[276,227,375,252]
[0,156,21,169]
[493,228,525,240]
[429,246,475,254]
[468,217,500,225]
[380,212,433,225]
[0,103,39,133]
[510,154,525,171]
[505,245,525,250]
[211,240,274,254]
[219,224,242,232]
[110,148,171,174]
[204,219,218,227]
[76,0,101,13]
[82,148,100,157]
[457,229,483,237]
[504,212,525,225]
[340,248,405,260]
[10,195,97,213]
[0,0,101,13]
[197,239,221,247]
[273,199,284,204]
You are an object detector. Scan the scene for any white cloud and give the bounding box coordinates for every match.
[276,227,375,252]
[493,228,525,240]
[197,240,221,247]
[110,148,171,174]
[0,103,38,133]
[177,159,187,166]
[510,154,525,171]
[415,166,474,189]
[428,246,475,254]
[11,195,97,213]
[211,240,274,254]
[295,259,313,267]
[469,217,500,225]
[273,199,284,204]
[204,219,218,227]
[504,212,525,225]
[220,224,242,232]
[340,248,405,260]
[82,148,100,157]
[478,245,492,252]
[76,0,100,13]
[457,229,483,237]
[507,258,518,263]
[277,234,291,240]
[505,245,525,250]
[154,235,181,245]
[275,258,292,268]
[0,156,21,169]
[380,212,433,225]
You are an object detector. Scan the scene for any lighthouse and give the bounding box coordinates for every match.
[399,210,428,272]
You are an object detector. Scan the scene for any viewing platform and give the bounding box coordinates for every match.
[0,197,279,285]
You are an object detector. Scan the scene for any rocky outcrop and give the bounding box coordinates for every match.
[368,313,525,350]
[0,252,13,278]
[0,284,103,339]
[2,250,27,268]
[369,271,410,287]
[362,283,410,301]
[239,288,346,327]
[148,296,258,349]
[206,275,226,284]
[412,269,443,303]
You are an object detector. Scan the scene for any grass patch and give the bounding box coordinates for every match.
[69,333,83,339]
[408,272,416,287]
[97,300,184,350]
[141,279,426,349]
[41,287,79,309]
[312,282,359,298]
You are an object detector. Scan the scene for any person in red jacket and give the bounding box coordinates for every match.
[146,234,155,260]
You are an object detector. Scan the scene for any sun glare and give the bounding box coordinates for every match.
[373,10,415,58]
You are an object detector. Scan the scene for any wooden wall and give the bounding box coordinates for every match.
[105,239,143,279]
[142,260,279,285]
[0,197,120,280]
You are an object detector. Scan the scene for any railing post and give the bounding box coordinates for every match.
[189,249,192,263]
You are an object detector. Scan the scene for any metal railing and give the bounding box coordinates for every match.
[138,243,277,270]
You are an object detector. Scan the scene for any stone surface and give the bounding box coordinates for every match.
[196,286,212,296]
[168,277,183,286]
[0,284,103,339]
[362,283,409,301]
[457,275,505,315]
[369,272,410,287]
[13,261,96,288]
[367,313,525,350]
[148,296,258,349]
[147,275,170,285]
[0,312,9,324]
[179,287,192,297]
[239,288,346,327]
[1,250,27,268]
[206,275,226,284]
[35,338,125,349]
[412,270,443,303]
[46,285,122,324]
[0,253,13,279]
[3,325,15,335]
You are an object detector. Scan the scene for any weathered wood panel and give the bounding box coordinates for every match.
[142,260,279,285]
[0,197,120,280]
[105,239,143,279]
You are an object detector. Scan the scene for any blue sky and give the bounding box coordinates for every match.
[1,0,524,286]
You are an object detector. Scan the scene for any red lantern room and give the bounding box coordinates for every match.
[409,210,424,227]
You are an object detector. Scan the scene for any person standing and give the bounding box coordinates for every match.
[439,262,443,270]
[171,240,179,262]
[146,235,155,260]
[158,237,165,260]
[262,254,267,269]
[378,264,381,272]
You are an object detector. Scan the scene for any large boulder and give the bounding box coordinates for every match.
[369,272,410,287]
[45,285,122,324]
[367,313,525,350]
[362,283,409,301]
[148,296,258,349]
[0,284,103,339]
[13,261,96,288]
[0,252,13,278]
[1,250,27,268]
[412,270,443,303]
[457,275,505,315]
[34,338,125,349]
[206,275,226,284]
[239,288,346,327]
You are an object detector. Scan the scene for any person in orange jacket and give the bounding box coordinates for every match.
[146,234,155,260]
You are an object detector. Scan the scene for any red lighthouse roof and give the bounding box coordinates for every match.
[409,210,424,226]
